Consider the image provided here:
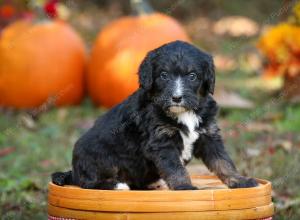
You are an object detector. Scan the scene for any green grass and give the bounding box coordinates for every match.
[1,98,300,219]
[0,102,105,219]
[276,105,300,132]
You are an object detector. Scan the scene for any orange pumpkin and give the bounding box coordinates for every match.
[87,1,190,107]
[0,19,86,108]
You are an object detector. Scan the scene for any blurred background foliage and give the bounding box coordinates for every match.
[1,0,300,219]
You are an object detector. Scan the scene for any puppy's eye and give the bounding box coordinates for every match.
[188,72,197,81]
[160,71,169,80]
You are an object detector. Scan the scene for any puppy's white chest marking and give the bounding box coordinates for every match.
[177,111,201,162]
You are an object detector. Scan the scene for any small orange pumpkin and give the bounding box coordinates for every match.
[87,0,190,107]
[0,19,86,108]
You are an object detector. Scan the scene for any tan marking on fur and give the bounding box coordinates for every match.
[155,125,176,137]
[169,106,186,114]
[147,179,169,190]
[166,171,192,189]
[212,159,238,185]
[207,122,220,136]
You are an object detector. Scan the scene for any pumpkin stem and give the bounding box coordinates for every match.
[130,0,154,15]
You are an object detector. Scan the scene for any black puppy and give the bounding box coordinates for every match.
[52,41,258,190]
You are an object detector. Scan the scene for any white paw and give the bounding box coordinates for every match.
[115,183,130,190]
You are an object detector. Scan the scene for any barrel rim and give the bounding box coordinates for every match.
[48,194,272,212]
[48,175,272,202]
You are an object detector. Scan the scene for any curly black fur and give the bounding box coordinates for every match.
[52,41,258,190]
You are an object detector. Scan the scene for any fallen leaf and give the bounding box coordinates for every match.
[268,146,276,155]
[213,16,259,37]
[242,51,263,72]
[214,89,254,109]
[214,54,237,71]
[20,114,36,130]
[244,122,274,132]
[57,108,68,121]
[246,148,261,157]
[0,147,16,157]
[40,159,55,168]
[275,140,293,153]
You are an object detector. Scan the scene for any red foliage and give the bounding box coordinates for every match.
[44,0,59,18]
[0,4,16,19]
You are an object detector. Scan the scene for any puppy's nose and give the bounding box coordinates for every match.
[172,96,182,103]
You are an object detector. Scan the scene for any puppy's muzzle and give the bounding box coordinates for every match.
[169,95,186,113]
[168,78,188,113]
[169,105,187,114]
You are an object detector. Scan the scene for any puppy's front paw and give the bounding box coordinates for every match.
[173,184,198,190]
[228,176,258,188]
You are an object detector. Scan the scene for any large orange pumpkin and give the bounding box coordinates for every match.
[87,1,190,107]
[0,19,86,108]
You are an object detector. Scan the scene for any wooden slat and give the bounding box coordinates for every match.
[48,194,271,212]
[49,183,216,201]
[213,181,271,200]
[48,203,274,220]
[48,176,271,202]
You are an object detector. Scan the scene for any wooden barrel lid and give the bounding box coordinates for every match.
[48,175,274,220]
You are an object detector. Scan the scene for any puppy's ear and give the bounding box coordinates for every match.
[201,56,215,96]
[138,51,155,90]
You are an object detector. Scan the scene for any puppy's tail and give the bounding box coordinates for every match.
[51,170,73,186]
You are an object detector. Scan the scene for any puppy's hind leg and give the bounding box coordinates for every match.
[80,178,130,190]
[78,175,120,190]
[74,160,130,190]
[76,170,120,190]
